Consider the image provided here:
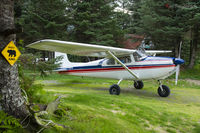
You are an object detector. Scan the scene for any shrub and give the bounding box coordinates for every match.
[0,111,23,132]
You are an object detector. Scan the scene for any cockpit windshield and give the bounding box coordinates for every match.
[133,47,147,61]
[137,47,147,56]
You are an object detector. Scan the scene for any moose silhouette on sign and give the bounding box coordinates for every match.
[7,50,16,57]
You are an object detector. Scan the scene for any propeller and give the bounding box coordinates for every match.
[175,41,182,85]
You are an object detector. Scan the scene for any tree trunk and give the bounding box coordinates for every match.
[0,0,29,119]
[174,43,179,58]
[188,40,197,69]
[188,26,198,69]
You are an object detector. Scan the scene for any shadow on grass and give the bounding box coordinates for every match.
[122,88,157,97]
[92,87,200,104]
[41,79,200,104]
[42,80,158,98]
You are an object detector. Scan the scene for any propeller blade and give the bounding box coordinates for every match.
[175,65,180,85]
[175,41,182,85]
[178,41,182,59]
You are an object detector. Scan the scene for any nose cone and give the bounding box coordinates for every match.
[174,58,184,65]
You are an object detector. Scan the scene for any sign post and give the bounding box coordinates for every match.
[1,41,21,66]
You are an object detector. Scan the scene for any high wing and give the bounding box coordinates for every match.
[27,39,171,57]
[27,39,136,57]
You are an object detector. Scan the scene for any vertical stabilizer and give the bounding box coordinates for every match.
[55,52,71,68]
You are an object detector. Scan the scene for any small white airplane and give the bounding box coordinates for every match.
[27,39,184,97]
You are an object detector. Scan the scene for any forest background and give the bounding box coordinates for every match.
[14,0,200,69]
[0,0,200,132]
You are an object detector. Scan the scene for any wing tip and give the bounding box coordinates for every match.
[26,39,49,48]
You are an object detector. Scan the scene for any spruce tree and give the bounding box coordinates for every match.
[16,0,69,44]
[129,0,200,68]
[15,0,69,59]
[186,0,200,68]
[134,0,189,55]
[66,0,124,47]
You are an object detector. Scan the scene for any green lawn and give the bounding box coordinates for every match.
[33,73,200,133]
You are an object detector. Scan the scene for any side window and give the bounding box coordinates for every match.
[107,58,115,65]
[117,56,131,64]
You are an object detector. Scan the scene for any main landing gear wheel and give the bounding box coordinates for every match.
[157,85,170,97]
[109,84,120,95]
[134,81,144,89]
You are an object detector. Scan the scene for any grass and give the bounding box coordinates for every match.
[166,68,200,80]
[30,72,200,133]
[179,68,200,80]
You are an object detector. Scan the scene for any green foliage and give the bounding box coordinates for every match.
[36,56,63,78]
[15,0,125,64]
[130,0,200,67]
[19,53,63,77]
[114,0,134,32]
[194,64,200,71]
[18,53,62,103]
[27,84,45,103]
[0,111,22,132]
[15,0,69,63]
[66,0,124,47]
[31,104,41,112]
[15,0,69,44]
[19,67,45,103]
[54,108,67,118]
[180,68,200,80]
[18,55,42,103]
[18,53,38,71]
[14,0,200,68]
[135,0,187,49]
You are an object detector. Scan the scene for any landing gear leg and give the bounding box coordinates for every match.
[117,79,123,85]
[157,80,170,97]
[109,79,122,95]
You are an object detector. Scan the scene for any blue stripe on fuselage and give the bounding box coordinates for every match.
[58,64,174,71]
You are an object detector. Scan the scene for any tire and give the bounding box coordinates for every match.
[134,81,144,89]
[109,84,120,95]
[157,85,170,97]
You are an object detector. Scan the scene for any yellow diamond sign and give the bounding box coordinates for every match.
[1,41,21,66]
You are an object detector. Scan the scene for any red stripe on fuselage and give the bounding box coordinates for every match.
[58,65,175,74]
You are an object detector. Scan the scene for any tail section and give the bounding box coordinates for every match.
[55,52,71,68]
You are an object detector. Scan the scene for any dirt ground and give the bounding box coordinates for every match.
[186,79,200,86]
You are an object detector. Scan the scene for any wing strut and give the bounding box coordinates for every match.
[107,51,139,79]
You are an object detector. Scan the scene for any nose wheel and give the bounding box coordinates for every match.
[109,79,122,95]
[157,80,170,97]
[109,84,120,95]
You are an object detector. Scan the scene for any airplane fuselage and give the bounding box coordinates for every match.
[57,56,177,80]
